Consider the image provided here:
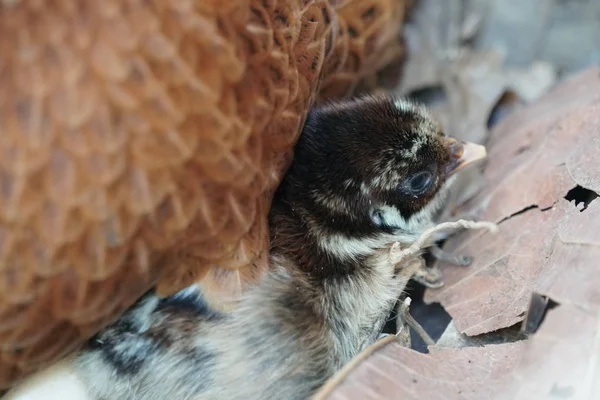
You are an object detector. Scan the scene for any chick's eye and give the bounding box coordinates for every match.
[406,171,434,195]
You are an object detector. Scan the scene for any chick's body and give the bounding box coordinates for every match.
[66,95,480,400]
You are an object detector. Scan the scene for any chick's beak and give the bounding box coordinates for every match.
[444,138,487,176]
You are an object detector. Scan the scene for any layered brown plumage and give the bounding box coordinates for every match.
[0,0,408,388]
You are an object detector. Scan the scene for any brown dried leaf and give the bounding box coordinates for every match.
[424,66,600,334]
[494,303,600,400]
[316,335,524,400]
[316,303,600,400]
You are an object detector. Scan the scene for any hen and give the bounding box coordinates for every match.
[0,0,408,388]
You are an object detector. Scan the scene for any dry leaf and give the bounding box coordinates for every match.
[316,335,524,400]
[424,66,600,335]
[493,303,600,400]
[316,303,600,400]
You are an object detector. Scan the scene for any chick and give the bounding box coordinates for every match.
[8,95,486,400]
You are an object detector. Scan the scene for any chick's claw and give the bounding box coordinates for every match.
[412,265,445,288]
[430,245,473,267]
[393,256,444,288]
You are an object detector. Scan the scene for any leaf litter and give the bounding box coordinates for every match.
[425,67,600,331]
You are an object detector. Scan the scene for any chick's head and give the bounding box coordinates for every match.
[293,94,486,241]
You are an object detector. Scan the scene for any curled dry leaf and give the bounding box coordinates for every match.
[316,66,600,400]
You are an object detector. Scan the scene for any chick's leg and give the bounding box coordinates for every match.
[395,298,412,348]
[395,256,444,289]
[391,258,440,348]
[395,297,435,348]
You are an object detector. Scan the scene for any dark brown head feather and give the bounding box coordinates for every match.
[269,94,456,278]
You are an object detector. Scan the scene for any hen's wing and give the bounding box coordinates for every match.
[0,0,407,388]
